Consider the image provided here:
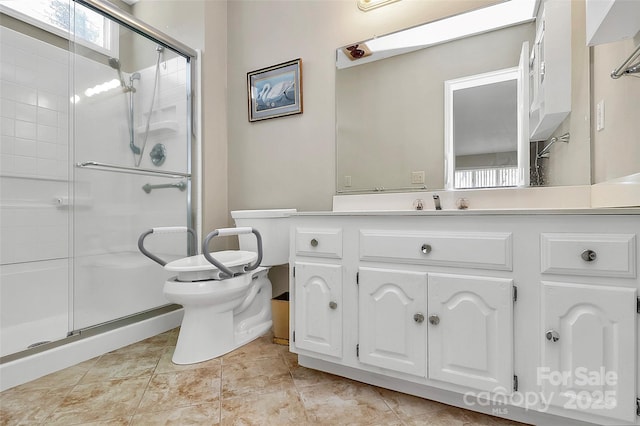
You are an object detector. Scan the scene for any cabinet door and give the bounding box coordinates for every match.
[428,273,514,393]
[541,281,637,423]
[293,262,342,357]
[358,268,427,376]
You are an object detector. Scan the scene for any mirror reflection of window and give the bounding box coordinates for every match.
[453,80,518,189]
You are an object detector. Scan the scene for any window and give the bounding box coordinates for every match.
[0,0,117,56]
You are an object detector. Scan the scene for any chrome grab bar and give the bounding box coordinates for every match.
[142,181,187,193]
[76,161,191,178]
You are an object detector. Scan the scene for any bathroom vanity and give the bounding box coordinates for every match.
[288,210,640,426]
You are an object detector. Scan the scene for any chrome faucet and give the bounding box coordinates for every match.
[433,194,442,210]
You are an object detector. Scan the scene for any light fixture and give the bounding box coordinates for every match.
[357,0,401,12]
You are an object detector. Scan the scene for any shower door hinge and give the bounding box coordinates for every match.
[513,285,518,302]
[513,375,519,392]
[356,344,359,358]
[636,398,640,416]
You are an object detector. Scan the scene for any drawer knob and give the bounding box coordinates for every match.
[581,249,597,262]
[546,329,560,342]
[428,315,440,325]
[421,244,432,254]
[413,313,425,323]
[329,301,337,310]
[310,238,319,247]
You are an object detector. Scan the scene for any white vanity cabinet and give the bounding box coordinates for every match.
[541,282,637,422]
[293,262,343,357]
[539,232,638,423]
[427,273,514,393]
[358,267,427,377]
[292,228,343,358]
[289,212,640,426]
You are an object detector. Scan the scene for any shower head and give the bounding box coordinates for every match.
[108,57,128,90]
[537,132,570,159]
[108,57,121,70]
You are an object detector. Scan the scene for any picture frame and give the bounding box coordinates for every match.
[247,58,302,122]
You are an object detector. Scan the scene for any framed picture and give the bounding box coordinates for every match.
[247,58,302,122]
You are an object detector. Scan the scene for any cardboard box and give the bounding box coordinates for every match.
[271,292,289,345]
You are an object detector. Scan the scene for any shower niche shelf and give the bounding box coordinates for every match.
[136,120,178,136]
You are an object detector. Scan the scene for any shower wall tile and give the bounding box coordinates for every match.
[1,28,69,181]
[1,28,70,266]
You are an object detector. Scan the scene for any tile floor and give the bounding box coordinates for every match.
[1,329,530,425]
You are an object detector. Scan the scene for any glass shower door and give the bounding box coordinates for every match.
[71,16,192,331]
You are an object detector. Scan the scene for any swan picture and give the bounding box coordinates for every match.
[248,58,302,121]
[256,78,296,110]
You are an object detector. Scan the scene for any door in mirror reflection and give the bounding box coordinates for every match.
[444,42,529,189]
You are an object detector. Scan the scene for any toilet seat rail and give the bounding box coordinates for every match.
[202,227,263,278]
[138,226,197,266]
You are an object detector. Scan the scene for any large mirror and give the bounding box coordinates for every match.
[336,0,590,194]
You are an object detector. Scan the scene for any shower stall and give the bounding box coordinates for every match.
[0,0,198,389]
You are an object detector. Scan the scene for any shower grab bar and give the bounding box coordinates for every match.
[76,161,191,178]
[611,43,640,79]
[142,181,187,193]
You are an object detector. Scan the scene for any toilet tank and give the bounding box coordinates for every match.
[231,209,296,266]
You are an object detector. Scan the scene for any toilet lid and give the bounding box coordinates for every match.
[164,250,258,282]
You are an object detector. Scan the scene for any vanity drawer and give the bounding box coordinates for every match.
[296,228,343,258]
[541,233,636,278]
[359,230,512,271]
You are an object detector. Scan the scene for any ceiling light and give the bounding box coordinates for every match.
[357,0,401,12]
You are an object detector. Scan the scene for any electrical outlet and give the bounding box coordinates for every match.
[596,100,605,131]
[344,175,352,187]
[411,171,425,184]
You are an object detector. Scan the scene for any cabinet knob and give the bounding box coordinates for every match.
[581,249,597,262]
[310,238,319,247]
[421,244,432,254]
[413,313,424,323]
[428,315,440,325]
[545,329,560,342]
[329,301,337,310]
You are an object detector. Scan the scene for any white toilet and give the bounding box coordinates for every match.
[141,209,295,365]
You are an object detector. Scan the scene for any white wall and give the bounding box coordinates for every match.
[592,32,640,183]
[226,0,499,213]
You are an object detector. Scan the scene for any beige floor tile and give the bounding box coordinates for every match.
[220,388,308,426]
[221,332,288,364]
[0,385,73,425]
[155,346,223,374]
[44,376,149,425]
[376,387,450,419]
[130,402,220,425]
[137,367,221,413]
[280,349,299,369]
[79,346,163,383]
[298,380,393,424]
[221,356,294,399]
[289,364,345,389]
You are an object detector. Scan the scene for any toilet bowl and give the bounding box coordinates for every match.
[138,209,295,365]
